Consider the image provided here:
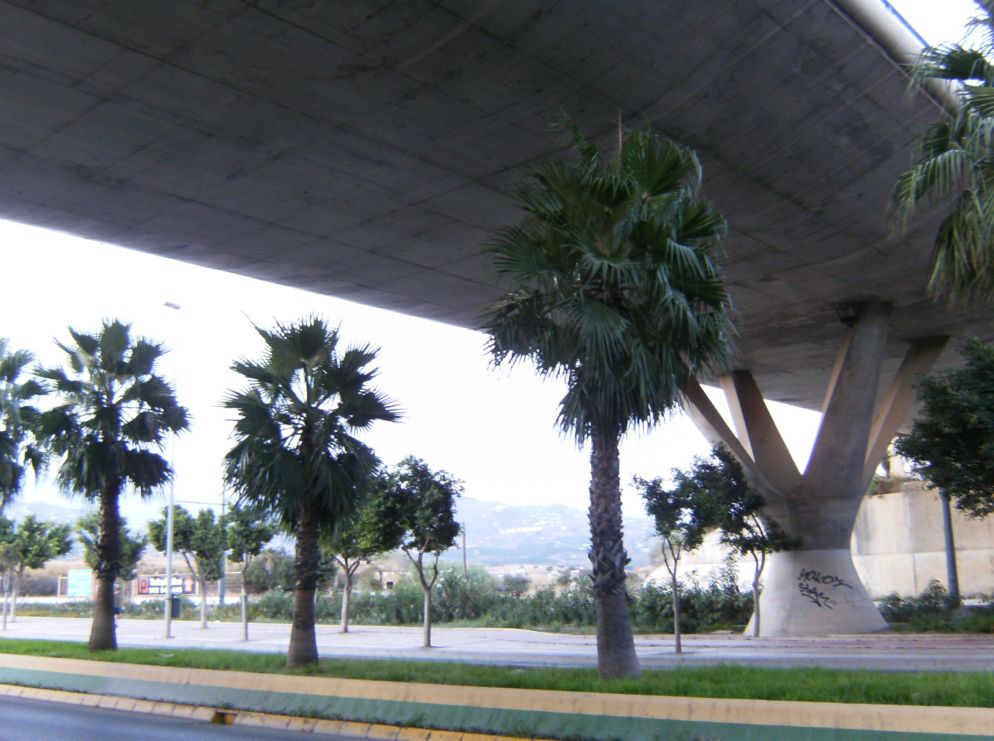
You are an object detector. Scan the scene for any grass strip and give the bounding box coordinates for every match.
[0,638,991,708]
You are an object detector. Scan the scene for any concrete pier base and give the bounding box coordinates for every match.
[688,304,950,638]
[751,549,888,637]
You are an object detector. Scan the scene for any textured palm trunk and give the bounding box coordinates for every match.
[89,487,122,651]
[588,428,640,678]
[287,505,319,667]
[340,568,352,634]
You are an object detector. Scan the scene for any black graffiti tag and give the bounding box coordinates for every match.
[797,568,853,608]
[798,569,851,590]
[798,581,834,609]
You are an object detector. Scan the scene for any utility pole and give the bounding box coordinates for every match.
[462,522,467,579]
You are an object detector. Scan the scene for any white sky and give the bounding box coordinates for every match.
[0,2,973,530]
[5,224,816,527]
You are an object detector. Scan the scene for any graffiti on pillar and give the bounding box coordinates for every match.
[798,568,852,608]
[798,582,833,608]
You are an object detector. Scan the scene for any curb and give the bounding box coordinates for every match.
[0,653,991,739]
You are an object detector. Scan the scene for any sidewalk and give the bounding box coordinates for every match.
[1,616,993,672]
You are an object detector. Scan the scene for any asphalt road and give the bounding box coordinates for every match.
[0,694,363,740]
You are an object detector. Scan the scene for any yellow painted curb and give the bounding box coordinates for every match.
[0,683,544,740]
[0,652,991,737]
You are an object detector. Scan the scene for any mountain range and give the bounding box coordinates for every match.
[4,496,657,569]
[455,497,656,567]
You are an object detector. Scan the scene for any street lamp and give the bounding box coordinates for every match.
[164,436,176,639]
[163,301,181,639]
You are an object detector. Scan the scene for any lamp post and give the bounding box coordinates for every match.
[164,437,175,639]
[163,300,181,639]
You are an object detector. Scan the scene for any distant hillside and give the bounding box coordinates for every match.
[5,495,657,569]
[5,499,85,527]
[455,497,655,567]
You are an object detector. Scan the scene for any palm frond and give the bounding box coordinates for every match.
[484,117,731,442]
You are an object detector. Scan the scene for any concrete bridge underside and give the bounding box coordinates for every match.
[1,0,991,635]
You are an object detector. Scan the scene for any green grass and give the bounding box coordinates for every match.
[0,638,991,708]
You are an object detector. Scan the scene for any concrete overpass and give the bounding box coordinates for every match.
[0,0,989,635]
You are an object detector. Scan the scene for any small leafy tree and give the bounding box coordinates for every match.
[0,340,46,514]
[896,337,994,602]
[370,457,461,648]
[635,473,713,654]
[224,502,275,640]
[896,337,994,519]
[243,549,295,594]
[77,512,147,585]
[37,320,188,651]
[149,506,225,629]
[677,446,798,637]
[323,482,403,633]
[2,515,71,624]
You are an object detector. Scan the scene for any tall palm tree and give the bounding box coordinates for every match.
[223,317,399,667]
[893,2,994,302]
[484,119,731,678]
[0,340,45,514]
[37,320,188,651]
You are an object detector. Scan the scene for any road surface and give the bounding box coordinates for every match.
[0,694,363,740]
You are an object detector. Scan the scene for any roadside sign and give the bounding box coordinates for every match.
[66,568,92,598]
[137,574,196,596]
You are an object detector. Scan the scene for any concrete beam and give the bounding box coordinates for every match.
[862,336,950,489]
[682,380,780,498]
[803,303,891,511]
[721,370,801,495]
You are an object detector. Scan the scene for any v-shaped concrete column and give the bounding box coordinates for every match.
[686,303,948,636]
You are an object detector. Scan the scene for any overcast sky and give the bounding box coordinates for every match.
[0,1,975,530]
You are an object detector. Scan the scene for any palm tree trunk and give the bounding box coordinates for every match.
[199,575,208,629]
[588,428,640,678]
[89,488,121,651]
[671,570,682,654]
[340,567,352,634]
[287,505,319,667]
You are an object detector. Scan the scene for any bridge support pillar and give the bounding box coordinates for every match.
[686,304,948,636]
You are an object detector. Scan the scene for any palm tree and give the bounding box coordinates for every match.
[36,320,188,651]
[484,119,731,678]
[0,340,46,514]
[223,317,399,667]
[893,3,994,302]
